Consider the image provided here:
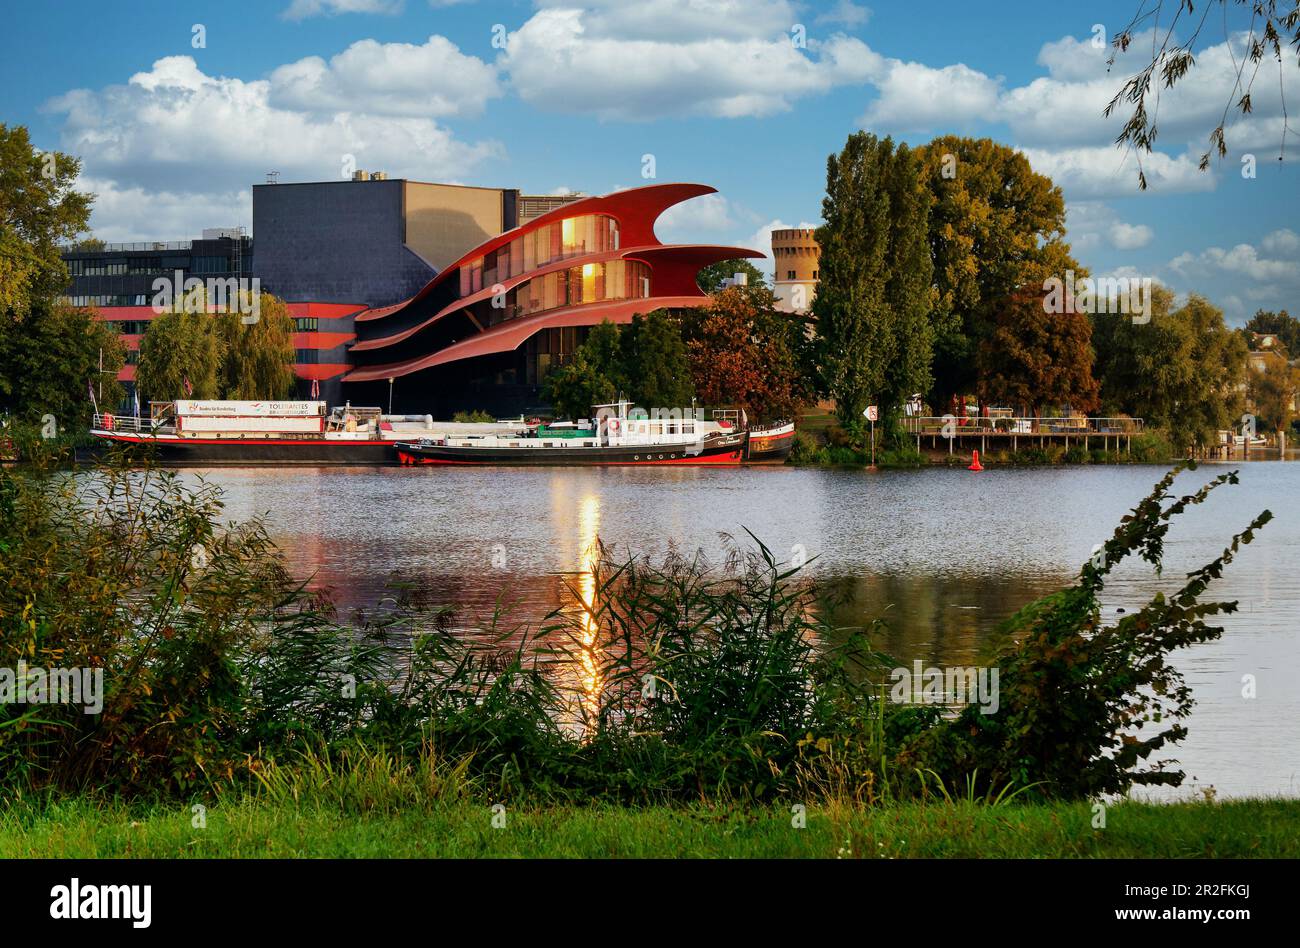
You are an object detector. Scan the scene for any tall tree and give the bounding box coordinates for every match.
[216,293,296,400]
[813,132,934,440]
[1247,355,1300,434]
[0,124,93,318]
[619,309,695,411]
[680,284,814,422]
[1092,287,1248,449]
[0,298,123,427]
[916,136,1077,414]
[136,310,224,403]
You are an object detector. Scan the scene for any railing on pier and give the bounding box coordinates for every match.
[903,416,1144,436]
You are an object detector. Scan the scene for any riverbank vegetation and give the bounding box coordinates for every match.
[4,794,1295,859]
[0,447,1271,850]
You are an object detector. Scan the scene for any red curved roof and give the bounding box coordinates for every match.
[355,182,721,323]
[351,243,759,353]
[344,295,715,383]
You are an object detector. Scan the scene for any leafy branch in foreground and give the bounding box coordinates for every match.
[1106,0,1300,188]
[897,463,1271,798]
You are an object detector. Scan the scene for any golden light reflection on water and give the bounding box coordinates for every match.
[576,494,602,723]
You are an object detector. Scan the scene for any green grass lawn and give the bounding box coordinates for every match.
[2,797,1294,858]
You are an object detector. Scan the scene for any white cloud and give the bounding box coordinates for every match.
[282,0,403,21]
[269,35,502,117]
[532,0,800,43]
[45,55,502,237]
[1019,146,1213,199]
[500,8,879,120]
[1172,241,1297,281]
[1260,228,1300,257]
[860,60,1001,132]
[1109,221,1153,250]
[1065,201,1155,254]
[815,1,871,28]
[657,193,735,236]
[77,177,252,243]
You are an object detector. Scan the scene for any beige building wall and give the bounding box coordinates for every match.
[771,227,820,313]
[403,182,510,271]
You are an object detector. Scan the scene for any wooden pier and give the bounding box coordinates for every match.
[902,416,1145,455]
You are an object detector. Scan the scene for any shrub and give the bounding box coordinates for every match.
[451,409,496,424]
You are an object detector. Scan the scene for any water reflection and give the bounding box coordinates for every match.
[177,462,1300,799]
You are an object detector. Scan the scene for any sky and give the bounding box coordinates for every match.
[2,0,1297,325]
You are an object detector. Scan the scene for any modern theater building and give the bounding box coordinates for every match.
[63,177,758,417]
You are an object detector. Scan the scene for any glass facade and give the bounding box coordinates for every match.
[483,259,651,327]
[459,214,620,297]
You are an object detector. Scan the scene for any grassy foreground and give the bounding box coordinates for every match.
[2,798,1295,859]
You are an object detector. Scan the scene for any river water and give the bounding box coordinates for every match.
[188,461,1299,800]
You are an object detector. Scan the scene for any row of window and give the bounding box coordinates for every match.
[783,271,819,281]
[483,260,651,327]
[460,215,621,297]
[773,245,819,256]
[66,257,198,276]
[65,294,149,307]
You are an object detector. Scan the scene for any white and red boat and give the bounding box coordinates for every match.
[89,400,400,464]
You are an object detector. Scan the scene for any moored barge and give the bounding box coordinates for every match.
[89,400,400,465]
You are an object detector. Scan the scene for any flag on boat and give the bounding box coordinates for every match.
[133,388,140,419]
[310,377,319,400]
[182,376,193,396]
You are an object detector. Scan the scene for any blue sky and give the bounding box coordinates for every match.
[3,0,1297,324]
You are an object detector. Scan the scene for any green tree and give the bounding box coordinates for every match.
[1244,309,1300,357]
[0,298,123,427]
[581,319,627,394]
[216,293,296,400]
[1247,356,1299,434]
[680,284,814,422]
[0,124,94,317]
[696,259,768,293]
[1092,287,1248,450]
[813,132,935,440]
[619,309,695,410]
[916,136,1078,415]
[137,309,224,402]
[543,350,617,420]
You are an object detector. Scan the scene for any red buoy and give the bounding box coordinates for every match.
[968,449,983,471]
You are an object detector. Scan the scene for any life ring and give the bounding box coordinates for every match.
[609,418,620,432]
[102,413,114,431]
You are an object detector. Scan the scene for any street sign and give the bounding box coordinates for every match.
[864,405,878,421]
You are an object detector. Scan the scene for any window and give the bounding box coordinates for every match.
[294,317,319,332]
[294,349,321,364]
[192,256,228,274]
[787,270,796,280]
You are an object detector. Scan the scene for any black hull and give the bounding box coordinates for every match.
[87,434,396,466]
[396,438,746,466]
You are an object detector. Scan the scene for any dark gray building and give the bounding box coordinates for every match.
[251,175,519,308]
